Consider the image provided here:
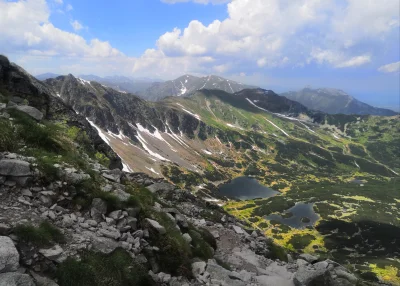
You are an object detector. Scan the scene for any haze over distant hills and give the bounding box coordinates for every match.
[138,74,257,101]
[282,87,398,116]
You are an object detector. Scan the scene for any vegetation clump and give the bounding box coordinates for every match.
[57,249,154,286]
[14,221,65,246]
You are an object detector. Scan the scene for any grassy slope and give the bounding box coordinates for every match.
[161,92,400,284]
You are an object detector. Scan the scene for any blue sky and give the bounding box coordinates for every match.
[0,0,399,110]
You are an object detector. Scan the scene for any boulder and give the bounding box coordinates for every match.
[299,253,319,263]
[0,272,35,286]
[0,236,19,273]
[232,225,244,234]
[293,265,329,286]
[91,236,119,254]
[108,210,122,220]
[98,228,121,240]
[39,245,65,263]
[30,271,59,286]
[102,169,122,183]
[90,198,107,222]
[112,189,130,202]
[0,160,31,177]
[192,261,207,277]
[147,182,175,193]
[182,233,192,243]
[14,105,44,121]
[145,218,166,235]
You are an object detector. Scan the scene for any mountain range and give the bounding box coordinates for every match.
[2,55,400,284]
[137,74,257,101]
[282,87,398,116]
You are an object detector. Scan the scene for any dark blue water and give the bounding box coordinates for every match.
[219,176,279,200]
[266,203,319,229]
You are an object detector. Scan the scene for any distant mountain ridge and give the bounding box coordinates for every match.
[282,87,398,116]
[138,74,258,101]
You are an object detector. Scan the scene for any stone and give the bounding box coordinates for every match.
[175,214,188,229]
[211,230,220,239]
[299,253,319,263]
[21,189,33,197]
[102,169,122,183]
[0,160,31,177]
[91,236,119,254]
[0,224,11,236]
[147,182,175,193]
[296,259,309,267]
[145,218,166,234]
[39,245,65,263]
[0,272,35,286]
[30,271,59,286]
[14,105,44,121]
[182,233,192,243]
[113,189,130,202]
[108,210,122,220]
[98,228,120,240]
[293,265,328,286]
[0,236,19,273]
[192,261,207,276]
[65,172,90,184]
[61,215,74,228]
[335,269,358,284]
[86,220,98,227]
[90,198,107,222]
[232,225,244,234]
[126,217,137,231]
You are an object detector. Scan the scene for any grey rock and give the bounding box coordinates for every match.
[14,105,44,121]
[112,189,130,202]
[102,169,122,183]
[91,236,119,254]
[175,214,188,229]
[61,215,74,228]
[299,253,319,263]
[39,245,65,263]
[21,189,33,197]
[145,218,166,235]
[90,198,107,222]
[296,259,309,267]
[65,172,90,184]
[86,220,98,227]
[147,182,175,193]
[126,217,137,231]
[108,210,122,220]
[0,224,11,236]
[126,207,141,218]
[0,236,19,273]
[232,225,244,234]
[211,230,220,239]
[30,271,59,286]
[0,272,35,286]
[98,228,120,240]
[335,269,358,284]
[0,160,31,177]
[293,265,328,286]
[192,261,207,276]
[182,233,192,243]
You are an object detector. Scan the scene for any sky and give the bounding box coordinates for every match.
[0,0,399,110]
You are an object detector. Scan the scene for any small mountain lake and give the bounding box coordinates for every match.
[265,203,319,229]
[218,176,279,200]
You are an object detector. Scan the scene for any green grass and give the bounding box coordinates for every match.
[0,118,16,152]
[57,249,154,286]
[14,221,65,246]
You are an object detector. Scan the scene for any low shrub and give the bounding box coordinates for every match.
[14,221,65,246]
[57,249,154,286]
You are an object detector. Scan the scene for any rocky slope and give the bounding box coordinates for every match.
[138,75,257,101]
[1,56,399,285]
[282,87,398,116]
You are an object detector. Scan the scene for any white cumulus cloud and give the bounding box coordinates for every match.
[161,0,230,4]
[378,61,400,73]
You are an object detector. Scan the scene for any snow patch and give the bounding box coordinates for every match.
[134,123,177,152]
[226,123,244,130]
[202,149,212,155]
[78,78,93,87]
[135,133,171,162]
[122,162,133,172]
[354,161,360,168]
[146,167,160,175]
[265,119,290,137]
[86,119,110,144]
[177,103,201,120]
[56,93,61,98]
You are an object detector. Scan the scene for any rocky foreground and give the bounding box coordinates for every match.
[0,149,373,286]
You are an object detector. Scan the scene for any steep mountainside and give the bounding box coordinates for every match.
[282,87,398,116]
[139,74,257,101]
[2,56,399,284]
